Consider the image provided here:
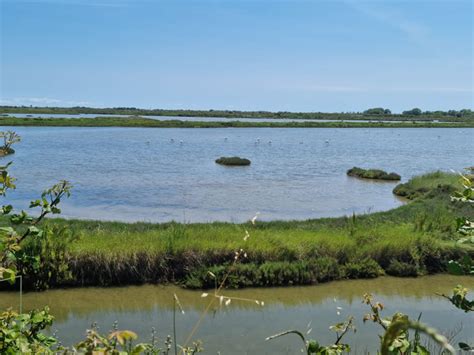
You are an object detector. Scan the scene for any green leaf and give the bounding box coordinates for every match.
[29,200,41,208]
[2,205,13,214]
[447,261,464,275]
[0,267,16,283]
[28,226,42,237]
[0,226,15,234]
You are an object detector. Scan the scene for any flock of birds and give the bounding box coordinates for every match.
[148,131,445,146]
[164,137,331,145]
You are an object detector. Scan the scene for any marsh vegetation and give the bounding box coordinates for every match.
[215,157,251,166]
[347,167,401,181]
[2,115,474,128]
[2,105,473,122]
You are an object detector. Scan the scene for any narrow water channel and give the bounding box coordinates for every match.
[1,275,472,353]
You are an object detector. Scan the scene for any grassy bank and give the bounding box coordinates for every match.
[393,171,463,200]
[1,116,474,128]
[24,171,471,290]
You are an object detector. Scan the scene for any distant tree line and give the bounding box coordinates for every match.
[0,106,473,121]
[363,107,473,118]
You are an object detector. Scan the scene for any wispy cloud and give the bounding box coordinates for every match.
[0,97,94,106]
[346,0,431,44]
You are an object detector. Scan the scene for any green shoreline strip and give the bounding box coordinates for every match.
[1,116,474,128]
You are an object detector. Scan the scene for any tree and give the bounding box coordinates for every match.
[402,108,422,116]
[363,107,390,115]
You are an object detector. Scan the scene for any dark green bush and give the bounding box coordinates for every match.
[385,260,419,277]
[183,258,343,289]
[343,258,383,279]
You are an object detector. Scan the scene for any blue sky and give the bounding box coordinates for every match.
[0,0,472,112]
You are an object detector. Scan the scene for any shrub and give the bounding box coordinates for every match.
[343,258,383,279]
[385,260,419,277]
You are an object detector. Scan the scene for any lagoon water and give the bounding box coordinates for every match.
[1,126,473,222]
[1,275,473,353]
[5,112,344,122]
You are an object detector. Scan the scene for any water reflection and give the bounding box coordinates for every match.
[1,275,472,353]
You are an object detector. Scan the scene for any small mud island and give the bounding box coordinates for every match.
[215,156,251,166]
[347,167,401,181]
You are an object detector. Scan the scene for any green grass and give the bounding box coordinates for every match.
[2,116,474,128]
[32,171,472,289]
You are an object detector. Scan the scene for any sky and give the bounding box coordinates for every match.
[0,0,472,112]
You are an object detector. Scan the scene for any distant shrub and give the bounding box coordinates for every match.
[385,260,419,277]
[347,167,401,181]
[215,156,251,166]
[343,258,383,279]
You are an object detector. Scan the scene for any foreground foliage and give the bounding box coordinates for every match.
[0,131,20,156]
[0,307,202,354]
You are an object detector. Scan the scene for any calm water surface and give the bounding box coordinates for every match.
[2,127,473,222]
[5,113,346,122]
[1,275,472,353]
